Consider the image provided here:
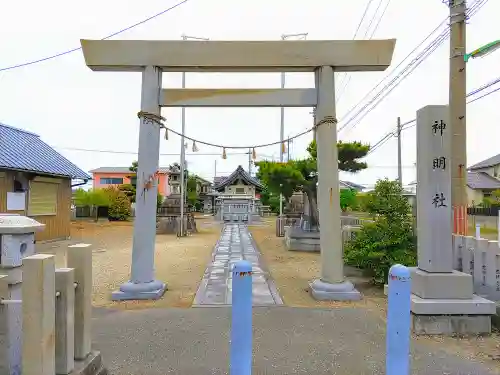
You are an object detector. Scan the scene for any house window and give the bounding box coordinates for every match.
[483,192,492,198]
[235,187,245,194]
[130,176,137,187]
[100,177,124,185]
[29,181,58,216]
[172,175,178,181]
[13,180,24,192]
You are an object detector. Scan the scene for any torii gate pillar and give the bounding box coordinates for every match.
[309,65,361,300]
[81,38,396,301]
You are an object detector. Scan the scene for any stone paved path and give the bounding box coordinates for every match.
[193,223,283,306]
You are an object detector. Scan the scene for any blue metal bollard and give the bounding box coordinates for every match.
[386,264,411,375]
[230,260,253,375]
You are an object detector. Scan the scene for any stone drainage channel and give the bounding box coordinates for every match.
[193,223,283,306]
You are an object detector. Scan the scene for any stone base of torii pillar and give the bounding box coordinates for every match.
[409,105,495,335]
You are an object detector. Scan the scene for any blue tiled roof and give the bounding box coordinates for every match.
[469,153,500,170]
[467,172,500,190]
[0,123,91,180]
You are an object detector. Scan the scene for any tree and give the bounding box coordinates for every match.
[74,188,91,206]
[129,161,138,173]
[306,140,369,172]
[344,179,416,284]
[108,189,132,221]
[119,184,136,203]
[363,178,412,223]
[256,139,370,227]
[340,189,357,212]
[186,175,199,206]
[73,188,112,207]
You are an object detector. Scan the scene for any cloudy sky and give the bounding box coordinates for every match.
[1,0,498,188]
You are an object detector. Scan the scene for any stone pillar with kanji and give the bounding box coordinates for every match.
[410,105,495,335]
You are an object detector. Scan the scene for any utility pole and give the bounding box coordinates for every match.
[311,108,317,141]
[180,34,209,236]
[448,0,468,235]
[397,117,402,187]
[279,32,308,219]
[248,148,252,175]
[214,160,217,181]
[287,136,291,161]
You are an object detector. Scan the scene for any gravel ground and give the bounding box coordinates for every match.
[37,218,221,309]
[248,219,500,370]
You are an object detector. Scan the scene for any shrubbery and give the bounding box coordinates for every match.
[340,188,357,212]
[344,179,417,284]
[108,189,131,221]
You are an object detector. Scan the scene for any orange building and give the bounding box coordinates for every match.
[89,167,171,196]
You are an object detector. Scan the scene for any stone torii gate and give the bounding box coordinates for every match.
[80,38,396,301]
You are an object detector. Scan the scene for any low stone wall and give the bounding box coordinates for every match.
[284,226,320,252]
[283,224,361,253]
[156,214,197,236]
[383,235,500,329]
[470,214,498,230]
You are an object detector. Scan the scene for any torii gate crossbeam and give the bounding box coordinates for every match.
[80,39,396,302]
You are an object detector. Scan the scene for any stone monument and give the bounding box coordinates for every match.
[410,105,496,334]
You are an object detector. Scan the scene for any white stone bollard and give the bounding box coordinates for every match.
[22,254,56,375]
[67,244,92,360]
[55,268,75,375]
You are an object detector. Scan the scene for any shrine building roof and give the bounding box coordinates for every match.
[213,165,264,192]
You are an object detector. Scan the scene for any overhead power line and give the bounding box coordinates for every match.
[336,0,393,102]
[0,0,190,72]
[337,17,448,134]
[340,28,450,136]
[54,146,275,158]
[366,75,500,156]
[338,0,489,138]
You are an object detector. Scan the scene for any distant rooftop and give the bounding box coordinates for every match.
[467,171,500,190]
[90,167,170,174]
[469,153,500,171]
[0,122,90,180]
[340,180,365,190]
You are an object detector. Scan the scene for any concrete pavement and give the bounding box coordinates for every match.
[92,306,498,375]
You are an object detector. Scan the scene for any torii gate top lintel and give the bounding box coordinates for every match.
[80,39,396,73]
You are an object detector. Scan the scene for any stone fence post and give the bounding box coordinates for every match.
[22,254,56,375]
[55,268,75,374]
[67,244,92,360]
[0,275,9,375]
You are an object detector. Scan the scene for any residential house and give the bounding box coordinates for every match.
[408,152,500,206]
[167,163,214,211]
[340,180,365,192]
[467,154,500,205]
[89,167,171,196]
[0,123,90,242]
